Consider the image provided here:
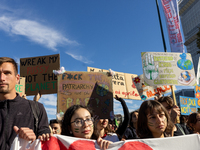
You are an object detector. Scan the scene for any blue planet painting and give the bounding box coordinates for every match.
[177,53,193,70]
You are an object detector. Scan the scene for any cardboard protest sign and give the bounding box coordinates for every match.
[15,77,25,97]
[141,52,196,86]
[57,71,113,119]
[87,67,141,100]
[133,74,173,100]
[20,54,60,96]
[180,96,198,115]
[194,85,200,109]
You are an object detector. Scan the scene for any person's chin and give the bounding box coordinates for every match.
[83,134,92,139]
[103,124,108,128]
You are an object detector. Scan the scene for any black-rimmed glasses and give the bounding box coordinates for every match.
[71,117,94,127]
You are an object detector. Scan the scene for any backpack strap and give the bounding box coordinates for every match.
[176,123,185,135]
[28,100,40,137]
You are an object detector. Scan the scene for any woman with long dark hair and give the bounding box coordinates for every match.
[61,105,112,149]
[123,110,139,139]
[137,100,174,138]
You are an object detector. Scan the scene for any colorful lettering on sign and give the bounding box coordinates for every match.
[159,62,172,67]
[115,90,120,94]
[180,97,187,105]
[122,91,139,97]
[180,96,199,115]
[62,84,94,90]
[15,85,23,92]
[26,81,56,91]
[181,107,197,114]
[180,97,196,106]
[62,98,90,110]
[159,74,176,78]
[146,86,171,98]
[198,99,200,107]
[62,73,82,80]
[27,65,49,74]
[154,79,178,85]
[154,56,173,61]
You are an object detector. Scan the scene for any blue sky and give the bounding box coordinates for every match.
[0,0,191,121]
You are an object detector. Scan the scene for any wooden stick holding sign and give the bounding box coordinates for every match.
[170,85,180,123]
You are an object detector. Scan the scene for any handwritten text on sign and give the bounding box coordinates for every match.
[87,67,141,100]
[133,74,173,100]
[57,72,113,119]
[15,77,25,97]
[141,52,195,86]
[20,54,60,96]
[180,96,198,115]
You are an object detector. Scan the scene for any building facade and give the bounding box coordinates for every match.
[170,88,194,106]
[178,0,200,74]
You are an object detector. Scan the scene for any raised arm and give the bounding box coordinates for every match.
[114,95,130,139]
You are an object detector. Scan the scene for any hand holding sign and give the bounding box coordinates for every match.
[171,105,180,123]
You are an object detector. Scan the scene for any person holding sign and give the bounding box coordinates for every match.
[95,95,130,142]
[187,112,200,134]
[61,105,112,150]
[0,57,50,150]
[137,100,174,138]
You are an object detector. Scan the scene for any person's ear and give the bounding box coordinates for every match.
[16,74,20,84]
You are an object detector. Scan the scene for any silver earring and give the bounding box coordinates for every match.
[70,131,72,134]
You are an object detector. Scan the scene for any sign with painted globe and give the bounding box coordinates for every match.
[141,52,196,86]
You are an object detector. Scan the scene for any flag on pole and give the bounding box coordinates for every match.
[161,0,185,53]
[11,134,200,150]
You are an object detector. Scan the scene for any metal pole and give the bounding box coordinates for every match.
[155,0,167,52]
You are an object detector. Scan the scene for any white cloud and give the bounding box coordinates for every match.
[39,94,57,106]
[65,51,94,64]
[124,99,133,104]
[128,104,140,112]
[45,107,57,116]
[0,16,78,51]
[114,99,141,115]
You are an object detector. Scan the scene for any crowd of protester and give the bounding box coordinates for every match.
[0,57,200,150]
[46,94,200,149]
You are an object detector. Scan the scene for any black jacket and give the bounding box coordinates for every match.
[0,93,50,150]
[115,98,130,139]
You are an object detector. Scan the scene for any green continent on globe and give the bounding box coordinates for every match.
[183,60,191,70]
[177,59,193,70]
